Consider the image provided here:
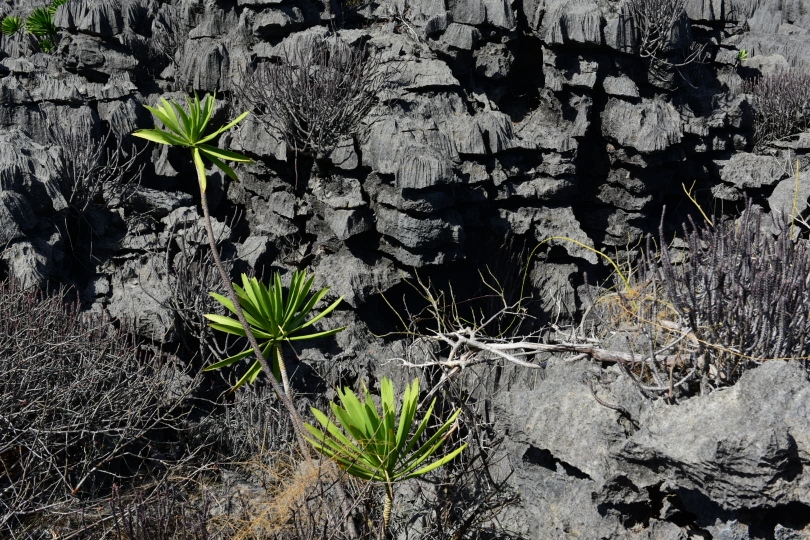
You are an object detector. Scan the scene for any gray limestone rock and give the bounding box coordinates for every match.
[311,174,365,209]
[597,184,654,211]
[238,0,284,5]
[474,42,514,80]
[326,138,360,171]
[178,38,229,92]
[0,129,66,215]
[127,187,193,218]
[252,7,306,39]
[0,192,37,247]
[685,0,758,22]
[375,204,464,250]
[769,168,810,218]
[543,47,600,90]
[440,116,488,155]
[56,0,125,37]
[395,146,458,190]
[588,207,646,245]
[378,238,464,267]
[62,35,139,77]
[107,255,177,342]
[494,206,597,263]
[363,117,459,176]
[236,235,272,269]
[1,239,53,289]
[496,358,626,484]
[541,0,604,45]
[439,23,480,50]
[533,206,598,263]
[717,153,788,189]
[602,97,684,153]
[368,175,455,213]
[516,91,577,152]
[483,0,517,29]
[229,115,286,161]
[448,0,485,25]
[620,361,810,510]
[324,207,372,241]
[603,75,639,97]
[506,176,574,201]
[391,56,460,90]
[314,250,402,308]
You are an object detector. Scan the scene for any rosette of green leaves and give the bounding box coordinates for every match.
[132,93,251,192]
[204,271,345,391]
[26,6,57,37]
[1,16,23,37]
[304,377,466,531]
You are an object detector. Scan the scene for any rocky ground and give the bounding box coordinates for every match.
[2,0,810,538]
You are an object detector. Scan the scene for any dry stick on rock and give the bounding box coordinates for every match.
[392,277,697,406]
[626,0,705,71]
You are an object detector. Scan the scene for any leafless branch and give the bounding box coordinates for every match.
[0,280,203,537]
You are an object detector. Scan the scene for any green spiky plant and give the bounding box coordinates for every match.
[204,271,345,395]
[131,93,318,455]
[26,6,57,37]
[1,16,23,37]
[135,93,362,539]
[2,0,69,53]
[305,377,467,535]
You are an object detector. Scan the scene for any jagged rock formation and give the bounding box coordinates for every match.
[2,0,810,537]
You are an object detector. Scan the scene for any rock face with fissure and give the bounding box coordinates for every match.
[3,0,810,536]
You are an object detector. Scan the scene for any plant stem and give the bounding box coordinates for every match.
[275,343,292,397]
[199,183,359,540]
[198,184,309,458]
[381,485,394,538]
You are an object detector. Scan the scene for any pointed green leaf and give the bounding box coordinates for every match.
[295,297,344,332]
[394,378,419,462]
[233,360,263,390]
[203,348,254,371]
[201,151,240,183]
[286,327,347,342]
[199,110,250,143]
[132,129,184,146]
[198,143,252,163]
[403,443,467,480]
[192,147,207,192]
[144,104,185,141]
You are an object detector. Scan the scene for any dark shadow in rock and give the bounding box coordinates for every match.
[522,445,590,480]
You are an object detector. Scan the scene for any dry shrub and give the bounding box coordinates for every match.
[109,483,213,540]
[587,205,810,399]
[626,0,704,70]
[659,207,810,386]
[202,453,376,540]
[239,36,390,165]
[0,280,199,538]
[741,70,810,149]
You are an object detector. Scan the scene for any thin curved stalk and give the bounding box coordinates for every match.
[197,177,308,458]
[199,177,359,539]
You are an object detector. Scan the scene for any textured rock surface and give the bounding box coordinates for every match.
[3,0,810,536]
